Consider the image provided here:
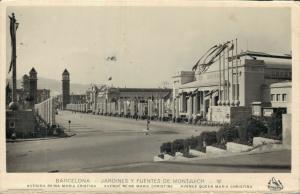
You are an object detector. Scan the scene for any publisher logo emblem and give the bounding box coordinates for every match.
[268,177,283,191]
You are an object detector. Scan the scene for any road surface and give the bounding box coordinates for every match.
[6,111,290,172]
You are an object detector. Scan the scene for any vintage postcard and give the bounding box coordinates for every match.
[0,0,300,193]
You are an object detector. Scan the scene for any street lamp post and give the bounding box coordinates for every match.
[68,120,71,132]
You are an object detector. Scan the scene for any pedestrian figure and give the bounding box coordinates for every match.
[146,118,150,131]
[144,118,150,136]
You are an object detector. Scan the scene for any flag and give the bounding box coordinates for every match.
[192,63,198,71]
[108,76,112,81]
[8,61,13,73]
[8,14,16,73]
[228,43,234,51]
[106,56,117,61]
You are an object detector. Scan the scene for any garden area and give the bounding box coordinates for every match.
[159,114,283,157]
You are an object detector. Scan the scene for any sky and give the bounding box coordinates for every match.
[6,6,291,88]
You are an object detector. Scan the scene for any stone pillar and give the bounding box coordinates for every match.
[113,102,116,115]
[178,95,182,113]
[118,100,121,116]
[203,91,207,119]
[137,102,140,117]
[124,100,127,116]
[161,99,165,120]
[158,99,162,119]
[130,100,135,117]
[175,97,180,119]
[193,94,198,114]
[188,95,193,123]
[140,102,143,117]
[182,93,187,113]
[172,98,175,121]
[193,93,198,122]
[148,100,152,119]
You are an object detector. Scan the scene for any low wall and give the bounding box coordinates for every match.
[282,113,291,148]
[226,142,253,153]
[253,137,281,147]
[6,110,35,136]
[35,97,56,126]
[206,146,227,154]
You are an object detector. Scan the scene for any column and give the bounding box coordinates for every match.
[175,97,180,121]
[124,100,127,116]
[158,99,162,119]
[182,93,187,112]
[130,100,134,117]
[172,98,175,121]
[140,103,142,118]
[148,99,152,119]
[118,100,121,115]
[113,102,116,114]
[193,93,198,116]
[161,99,165,120]
[203,91,207,118]
[178,94,182,113]
[187,96,193,122]
[198,91,202,114]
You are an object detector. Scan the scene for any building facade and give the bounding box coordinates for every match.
[172,50,292,124]
[66,86,172,120]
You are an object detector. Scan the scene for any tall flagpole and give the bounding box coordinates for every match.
[227,45,230,106]
[231,40,234,106]
[218,44,222,106]
[222,44,226,106]
[235,38,240,106]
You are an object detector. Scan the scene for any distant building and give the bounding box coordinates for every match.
[22,74,30,91]
[67,86,172,120]
[6,68,50,138]
[269,81,291,113]
[6,69,50,110]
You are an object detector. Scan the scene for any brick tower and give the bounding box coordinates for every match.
[22,74,30,92]
[29,67,37,107]
[62,69,70,109]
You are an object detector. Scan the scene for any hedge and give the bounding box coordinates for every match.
[160,131,217,155]
[216,124,239,144]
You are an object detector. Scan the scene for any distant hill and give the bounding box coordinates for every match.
[6,77,91,96]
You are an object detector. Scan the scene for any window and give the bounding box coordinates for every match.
[276,94,281,101]
[271,94,275,101]
[282,94,287,102]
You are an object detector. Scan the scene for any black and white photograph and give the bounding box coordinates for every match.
[1,1,300,193]
[4,4,293,172]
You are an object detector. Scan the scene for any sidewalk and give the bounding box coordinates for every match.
[99,150,291,172]
[6,132,76,143]
[163,149,291,169]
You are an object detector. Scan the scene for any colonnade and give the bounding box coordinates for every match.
[34,97,56,126]
[66,97,168,120]
[172,90,212,123]
[66,103,88,112]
